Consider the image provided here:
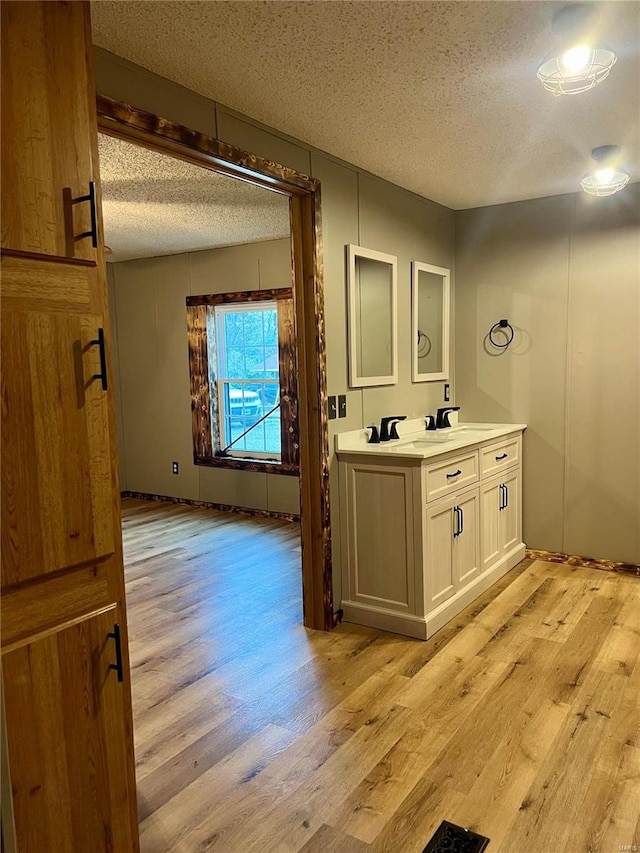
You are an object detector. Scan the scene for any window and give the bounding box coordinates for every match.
[215,302,281,458]
[186,289,298,474]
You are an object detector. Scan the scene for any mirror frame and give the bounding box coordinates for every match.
[411,261,450,383]
[347,244,398,388]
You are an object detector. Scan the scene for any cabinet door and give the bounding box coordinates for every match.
[480,468,522,572]
[1,255,116,585]
[1,1,97,259]
[480,476,502,572]
[453,488,480,589]
[2,608,136,852]
[499,467,521,557]
[425,496,456,609]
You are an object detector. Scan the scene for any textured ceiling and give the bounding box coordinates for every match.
[98,135,290,262]
[91,1,639,210]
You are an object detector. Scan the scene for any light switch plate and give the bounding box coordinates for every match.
[328,395,337,419]
[338,395,347,418]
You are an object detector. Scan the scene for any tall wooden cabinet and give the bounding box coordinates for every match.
[1,2,139,850]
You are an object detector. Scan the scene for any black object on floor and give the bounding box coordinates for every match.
[422,820,490,853]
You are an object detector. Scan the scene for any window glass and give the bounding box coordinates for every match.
[216,303,281,458]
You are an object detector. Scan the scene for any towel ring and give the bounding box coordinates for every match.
[417,329,432,356]
[489,319,514,349]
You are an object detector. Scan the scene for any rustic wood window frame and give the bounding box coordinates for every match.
[96,94,333,630]
[186,288,299,475]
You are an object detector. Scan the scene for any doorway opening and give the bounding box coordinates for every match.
[97,95,333,633]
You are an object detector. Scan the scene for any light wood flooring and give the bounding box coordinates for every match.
[122,498,640,853]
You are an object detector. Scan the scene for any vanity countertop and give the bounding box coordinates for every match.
[335,419,527,460]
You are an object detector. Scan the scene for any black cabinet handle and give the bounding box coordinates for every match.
[108,623,123,682]
[453,506,460,538]
[504,483,509,509]
[496,453,508,461]
[446,469,462,479]
[499,484,505,510]
[89,328,108,391]
[458,505,464,535]
[70,181,98,248]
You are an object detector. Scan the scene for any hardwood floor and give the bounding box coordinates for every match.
[122,498,640,853]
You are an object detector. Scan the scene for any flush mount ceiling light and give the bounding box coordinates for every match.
[537,4,617,96]
[580,145,630,196]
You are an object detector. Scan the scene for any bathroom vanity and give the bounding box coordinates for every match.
[336,420,526,639]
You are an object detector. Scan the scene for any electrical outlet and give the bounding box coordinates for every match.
[172,461,179,474]
[444,383,450,402]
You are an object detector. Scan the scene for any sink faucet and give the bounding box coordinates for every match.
[436,406,460,429]
[379,415,406,441]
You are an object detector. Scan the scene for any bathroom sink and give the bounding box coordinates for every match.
[392,437,454,449]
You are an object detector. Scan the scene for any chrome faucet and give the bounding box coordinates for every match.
[379,415,406,441]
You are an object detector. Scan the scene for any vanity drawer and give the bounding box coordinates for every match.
[480,436,521,478]
[425,451,479,502]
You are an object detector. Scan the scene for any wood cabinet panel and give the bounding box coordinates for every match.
[500,467,521,557]
[347,464,415,611]
[480,468,522,572]
[2,607,137,852]
[424,449,478,502]
[1,2,98,259]
[1,265,116,584]
[1,560,112,652]
[480,477,502,572]
[453,488,480,588]
[425,497,456,608]
[480,435,521,479]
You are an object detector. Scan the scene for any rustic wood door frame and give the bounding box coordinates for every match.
[96,95,333,631]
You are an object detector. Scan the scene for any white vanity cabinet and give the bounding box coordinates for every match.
[337,424,526,640]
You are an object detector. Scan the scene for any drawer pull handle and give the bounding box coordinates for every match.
[496,453,508,461]
[446,469,462,479]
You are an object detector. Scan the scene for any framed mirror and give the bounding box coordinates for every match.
[347,244,397,387]
[412,261,450,382]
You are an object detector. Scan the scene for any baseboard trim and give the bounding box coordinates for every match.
[526,548,639,577]
[120,490,301,523]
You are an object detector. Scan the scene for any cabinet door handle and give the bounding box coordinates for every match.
[452,506,460,538]
[446,469,462,479]
[499,484,505,510]
[69,181,98,248]
[458,505,464,535]
[496,453,508,461]
[504,483,509,508]
[89,328,108,391]
[108,623,123,682]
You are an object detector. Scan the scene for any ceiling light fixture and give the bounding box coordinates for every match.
[580,145,630,196]
[537,4,616,96]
